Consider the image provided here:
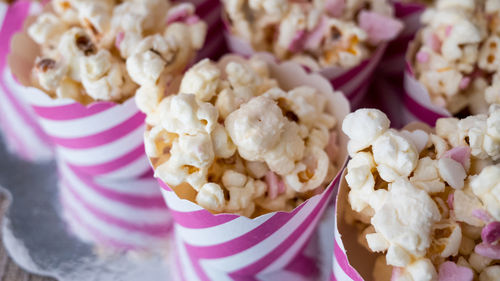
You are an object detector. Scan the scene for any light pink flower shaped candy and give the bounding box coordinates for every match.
[475,242,500,259]
[358,11,403,45]
[472,209,493,223]
[265,171,286,200]
[438,261,473,281]
[442,146,471,170]
[166,3,199,25]
[304,16,328,50]
[481,221,500,245]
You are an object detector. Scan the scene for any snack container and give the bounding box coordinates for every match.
[331,122,433,281]
[223,18,386,108]
[0,0,53,161]
[151,54,351,280]
[58,159,172,251]
[402,38,451,127]
[8,9,155,179]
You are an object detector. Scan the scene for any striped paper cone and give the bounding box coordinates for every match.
[0,0,53,161]
[8,13,159,180]
[58,159,173,251]
[222,18,386,109]
[377,1,426,78]
[152,54,351,281]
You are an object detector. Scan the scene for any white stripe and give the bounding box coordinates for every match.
[60,187,169,247]
[175,230,203,281]
[333,256,354,281]
[59,162,171,224]
[94,176,164,197]
[55,124,145,165]
[174,213,273,246]
[36,98,139,138]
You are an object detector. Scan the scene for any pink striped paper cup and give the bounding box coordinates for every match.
[0,0,53,161]
[222,21,386,108]
[377,1,426,78]
[153,54,351,281]
[8,15,156,180]
[58,159,172,251]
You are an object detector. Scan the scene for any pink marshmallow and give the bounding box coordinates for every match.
[445,26,453,37]
[265,171,286,200]
[459,77,471,90]
[115,32,124,49]
[288,30,307,53]
[304,16,328,50]
[166,4,196,25]
[358,11,403,45]
[482,221,500,245]
[475,242,500,259]
[416,50,430,63]
[442,146,471,170]
[438,261,474,281]
[325,0,345,18]
[425,33,442,52]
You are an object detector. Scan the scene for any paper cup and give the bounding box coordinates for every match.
[151,54,351,280]
[222,15,386,108]
[57,159,172,251]
[402,37,451,127]
[332,123,433,281]
[8,9,161,179]
[377,1,426,78]
[184,0,228,61]
[0,0,53,161]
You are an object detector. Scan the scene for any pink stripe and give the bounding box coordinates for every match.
[334,240,364,281]
[61,195,140,250]
[331,273,337,281]
[284,251,318,277]
[394,2,425,18]
[62,177,172,237]
[0,1,30,69]
[64,164,168,209]
[66,143,146,175]
[32,102,115,121]
[403,92,446,126]
[329,59,370,89]
[169,208,238,229]
[49,111,145,149]
[195,0,220,18]
[229,186,332,277]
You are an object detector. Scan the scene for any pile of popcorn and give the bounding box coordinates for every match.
[28,0,206,104]
[145,56,340,217]
[222,0,403,70]
[413,0,500,114]
[342,107,500,281]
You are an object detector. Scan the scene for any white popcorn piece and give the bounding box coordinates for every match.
[469,165,500,221]
[284,146,329,192]
[393,259,437,281]
[400,130,429,154]
[196,183,226,212]
[437,157,466,189]
[33,58,68,92]
[222,170,247,188]
[431,220,462,258]
[372,130,419,182]
[135,83,163,115]
[371,179,441,267]
[478,36,500,73]
[180,59,221,102]
[342,109,390,156]
[479,266,500,281]
[245,161,269,179]
[158,93,218,136]
[28,13,67,46]
[453,188,486,227]
[469,252,493,273]
[211,124,237,159]
[410,157,445,194]
[57,27,96,82]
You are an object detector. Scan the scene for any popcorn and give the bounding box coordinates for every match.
[222,0,400,69]
[147,57,342,217]
[342,109,500,281]
[28,0,206,104]
[413,0,500,114]
[479,266,500,281]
